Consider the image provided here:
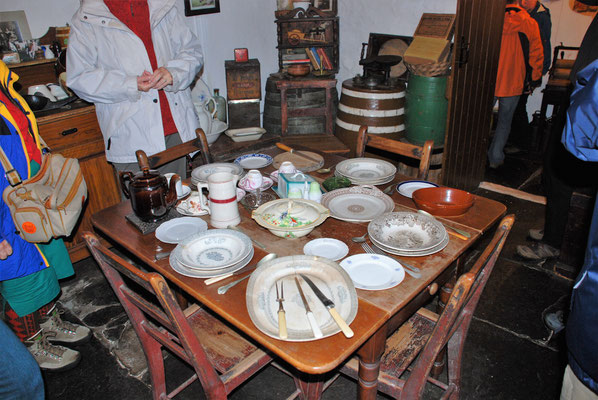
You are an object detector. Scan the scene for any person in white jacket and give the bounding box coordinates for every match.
[67,0,203,177]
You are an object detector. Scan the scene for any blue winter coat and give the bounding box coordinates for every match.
[561,58,598,394]
[0,62,48,281]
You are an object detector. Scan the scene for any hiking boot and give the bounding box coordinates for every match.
[528,228,544,241]
[40,308,91,344]
[504,145,521,154]
[544,311,565,334]
[516,242,560,261]
[26,331,81,372]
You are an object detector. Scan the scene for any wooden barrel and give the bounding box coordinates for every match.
[335,79,406,156]
[263,75,338,135]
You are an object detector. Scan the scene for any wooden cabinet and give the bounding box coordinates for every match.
[36,104,121,262]
[275,9,339,74]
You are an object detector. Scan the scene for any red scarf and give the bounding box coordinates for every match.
[104,0,177,136]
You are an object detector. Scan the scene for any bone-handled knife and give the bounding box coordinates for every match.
[294,276,323,339]
[299,274,354,338]
[275,143,322,164]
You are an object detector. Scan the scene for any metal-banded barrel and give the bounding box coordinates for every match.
[335,79,406,156]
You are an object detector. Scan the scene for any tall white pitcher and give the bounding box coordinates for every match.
[197,172,240,228]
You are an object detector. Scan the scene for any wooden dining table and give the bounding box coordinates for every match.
[91,146,506,399]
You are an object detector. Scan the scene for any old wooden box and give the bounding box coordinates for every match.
[225,59,261,100]
[404,13,455,65]
[227,99,261,129]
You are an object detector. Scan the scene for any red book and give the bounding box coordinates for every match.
[316,48,333,70]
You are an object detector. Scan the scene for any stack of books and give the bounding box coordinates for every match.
[305,47,333,71]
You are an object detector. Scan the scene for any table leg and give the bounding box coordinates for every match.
[293,374,324,400]
[356,327,387,399]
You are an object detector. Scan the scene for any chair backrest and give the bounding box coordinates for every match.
[355,125,434,180]
[137,128,213,171]
[82,232,226,399]
[401,214,515,399]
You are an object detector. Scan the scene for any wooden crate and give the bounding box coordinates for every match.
[228,99,261,129]
[225,59,261,100]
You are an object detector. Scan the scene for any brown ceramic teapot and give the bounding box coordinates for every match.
[119,150,180,222]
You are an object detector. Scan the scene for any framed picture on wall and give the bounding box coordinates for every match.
[185,0,221,16]
[314,0,337,15]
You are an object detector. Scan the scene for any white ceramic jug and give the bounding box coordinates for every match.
[194,98,216,137]
[197,172,241,228]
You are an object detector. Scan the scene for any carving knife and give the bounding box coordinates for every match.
[275,143,321,164]
[299,274,354,338]
[294,276,323,339]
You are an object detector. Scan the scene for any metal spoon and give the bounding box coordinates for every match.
[417,209,471,238]
[217,253,278,295]
[351,233,368,243]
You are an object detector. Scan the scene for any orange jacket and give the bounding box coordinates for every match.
[495,5,544,97]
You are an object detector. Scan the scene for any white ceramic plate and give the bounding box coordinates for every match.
[368,212,447,252]
[370,233,450,257]
[155,217,208,244]
[303,238,349,261]
[340,254,405,290]
[246,255,358,341]
[396,180,439,198]
[225,127,266,142]
[170,246,254,278]
[191,163,244,184]
[234,153,274,169]
[174,229,252,270]
[321,185,395,222]
[335,158,396,182]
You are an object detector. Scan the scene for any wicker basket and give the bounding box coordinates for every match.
[404,61,451,77]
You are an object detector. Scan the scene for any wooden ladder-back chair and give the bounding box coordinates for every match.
[83,232,272,400]
[339,215,515,399]
[355,125,434,180]
[139,128,213,171]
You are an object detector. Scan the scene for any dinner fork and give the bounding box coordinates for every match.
[361,242,422,279]
[276,281,288,339]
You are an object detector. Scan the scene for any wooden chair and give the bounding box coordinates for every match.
[355,125,434,180]
[339,215,515,399]
[137,128,213,172]
[83,232,272,400]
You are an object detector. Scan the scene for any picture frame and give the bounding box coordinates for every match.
[184,0,221,16]
[314,0,337,15]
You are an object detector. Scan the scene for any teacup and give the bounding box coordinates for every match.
[278,161,297,174]
[164,173,184,198]
[241,169,263,190]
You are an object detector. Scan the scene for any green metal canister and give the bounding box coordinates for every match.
[405,75,448,146]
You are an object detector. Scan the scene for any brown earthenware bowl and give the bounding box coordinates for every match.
[287,64,311,77]
[412,187,475,217]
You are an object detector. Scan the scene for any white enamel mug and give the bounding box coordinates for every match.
[197,172,241,228]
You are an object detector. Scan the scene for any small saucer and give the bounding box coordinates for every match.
[238,176,274,192]
[177,185,192,200]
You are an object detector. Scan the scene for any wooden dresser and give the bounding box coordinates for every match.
[35,103,121,262]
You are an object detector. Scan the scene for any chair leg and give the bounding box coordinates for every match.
[142,337,168,400]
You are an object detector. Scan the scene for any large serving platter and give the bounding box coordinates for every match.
[335,158,396,184]
[246,255,358,342]
[321,185,395,222]
[368,212,447,253]
[173,229,252,270]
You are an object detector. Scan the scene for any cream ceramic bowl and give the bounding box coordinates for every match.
[251,198,330,239]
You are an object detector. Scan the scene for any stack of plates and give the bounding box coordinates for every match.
[367,212,449,257]
[191,163,244,187]
[169,229,254,278]
[334,158,396,185]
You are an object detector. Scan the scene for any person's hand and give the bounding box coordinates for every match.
[137,70,153,92]
[148,67,173,90]
[0,240,13,260]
